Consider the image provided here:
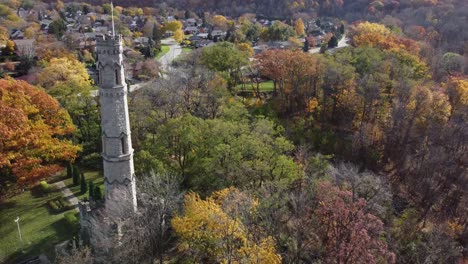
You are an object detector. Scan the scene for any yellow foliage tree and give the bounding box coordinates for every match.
[294,18,305,36]
[173,29,184,43]
[163,20,183,32]
[172,188,281,263]
[236,42,254,58]
[0,25,8,45]
[24,22,40,39]
[38,57,93,92]
[212,15,229,30]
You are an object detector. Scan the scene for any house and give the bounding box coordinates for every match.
[13,39,35,56]
[211,30,226,38]
[184,26,198,35]
[40,19,53,31]
[186,18,197,26]
[133,37,149,47]
[195,40,214,48]
[94,26,109,34]
[10,29,24,39]
[17,8,29,19]
[196,33,209,39]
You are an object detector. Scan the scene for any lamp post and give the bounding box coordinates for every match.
[14,216,24,253]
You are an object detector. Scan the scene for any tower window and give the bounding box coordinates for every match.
[121,137,127,154]
[115,69,120,85]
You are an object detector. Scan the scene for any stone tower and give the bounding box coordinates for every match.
[96,34,137,213]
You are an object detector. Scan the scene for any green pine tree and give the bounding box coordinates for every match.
[80,173,87,194]
[94,186,103,201]
[67,162,73,179]
[88,181,94,200]
[328,35,338,48]
[72,165,80,186]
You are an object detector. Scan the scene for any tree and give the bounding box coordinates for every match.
[294,18,305,36]
[67,162,73,179]
[328,35,338,48]
[16,55,35,76]
[80,173,87,194]
[172,188,281,263]
[163,20,182,32]
[303,37,309,52]
[94,186,102,200]
[1,39,15,56]
[440,52,464,76]
[48,19,67,39]
[200,42,249,90]
[260,21,295,41]
[173,29,184,43]
[0,78,80,185]
[73,165,79,186]
[88,181,94,200]
[315,181,395,264]
[212,15,229,31]
[152,22,163,50]
[0,25,8,45]
[340,22,345,34]
[37,57,100,161]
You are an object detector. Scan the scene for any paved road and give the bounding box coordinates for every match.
[90,38,182,96]
[159,38,182,72]
[53,181,79,212]
[309,34,349,54]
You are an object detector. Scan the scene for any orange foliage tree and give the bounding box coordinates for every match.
[0,78,81,184]
[351,22,420,56]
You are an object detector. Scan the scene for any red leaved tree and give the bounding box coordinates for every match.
[315,181,395,264]
[0,78,81,185]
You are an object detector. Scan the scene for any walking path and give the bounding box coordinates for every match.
[52,181,79,212]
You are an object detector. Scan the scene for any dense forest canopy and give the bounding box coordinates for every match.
[0,0,466,262]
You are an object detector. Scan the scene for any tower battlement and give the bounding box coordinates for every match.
[96,34,122,46]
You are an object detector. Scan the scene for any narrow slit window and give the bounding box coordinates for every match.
[121,137,126,154]
[115,69,119,85]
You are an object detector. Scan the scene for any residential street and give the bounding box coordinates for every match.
[309,34,349,54]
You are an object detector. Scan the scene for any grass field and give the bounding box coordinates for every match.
[182,47,192,53]
[237,80,275,92]
[156,45,171,59]
[0,170,102,263]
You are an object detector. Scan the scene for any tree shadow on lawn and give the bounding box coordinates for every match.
[3,217,76,264]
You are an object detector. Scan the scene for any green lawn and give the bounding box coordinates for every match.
[237,80,275,92]
[0,170,102,263]
[156,45,171,59]
[182,47,192,53]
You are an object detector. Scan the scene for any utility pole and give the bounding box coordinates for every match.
[14,216,24,253]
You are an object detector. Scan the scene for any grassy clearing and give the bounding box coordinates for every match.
[237,80,275,92]
[0,170,101,263]
[182,47,192,53]
[156,45,171,59]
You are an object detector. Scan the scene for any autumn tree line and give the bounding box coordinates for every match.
[0,0,466,263]
[58,20,466,263]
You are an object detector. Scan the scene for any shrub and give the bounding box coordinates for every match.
[64,212,79,231]
[40,181,50,194]
[48,196,71,213]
